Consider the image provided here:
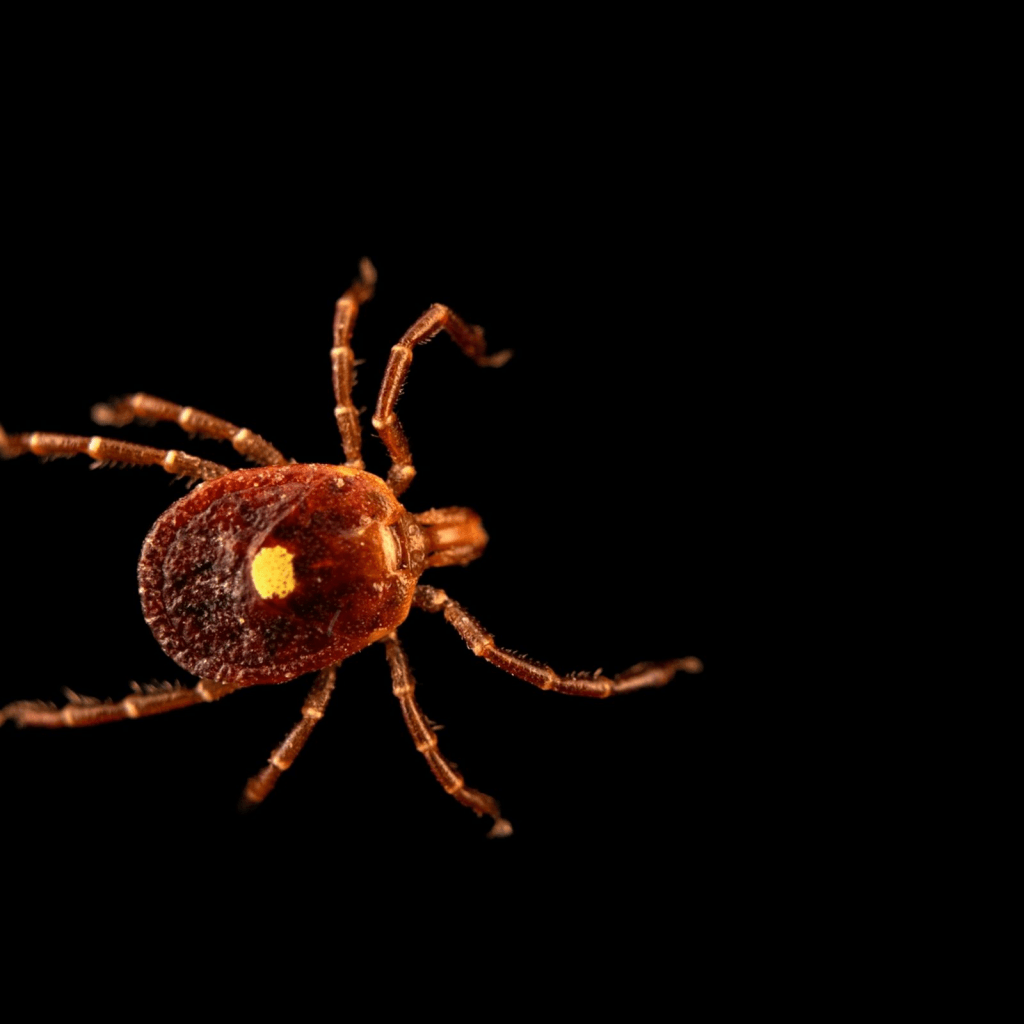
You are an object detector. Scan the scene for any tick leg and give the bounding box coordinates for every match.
[0,678,242,729]
[372,303,512,496]
[415,585,703,698]
[92,394,287,466]
[384,632,512,838]
[239,665,337,810]
[332,258,377,469]
[0,427,229,482]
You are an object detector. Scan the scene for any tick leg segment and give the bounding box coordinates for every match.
[372,303,512,496]
[332,258,377,469]
[414,585,703,698]
[92,394,287,466]
[0,678,242,729]
[239,665,337,810]
[0,428,229,482]
[384,632,512,838]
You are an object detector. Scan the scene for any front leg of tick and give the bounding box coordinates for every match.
[414,585,703,697]
[372,304,512,496]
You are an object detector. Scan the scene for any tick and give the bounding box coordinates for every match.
[0,260,702,836]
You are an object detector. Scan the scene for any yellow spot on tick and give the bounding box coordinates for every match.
[251,545,297,599]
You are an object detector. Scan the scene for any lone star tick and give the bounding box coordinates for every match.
[0,260,702,837]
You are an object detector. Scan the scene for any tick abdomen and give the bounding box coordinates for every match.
[139,464,424,685]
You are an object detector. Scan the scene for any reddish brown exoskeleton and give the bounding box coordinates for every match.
[0,260,702,836]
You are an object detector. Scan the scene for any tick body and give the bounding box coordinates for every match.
[140,464,422,685]
[0,260,701,836]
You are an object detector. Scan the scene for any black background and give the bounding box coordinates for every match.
[0,155,781,918]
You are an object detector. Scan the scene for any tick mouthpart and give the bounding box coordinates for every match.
[415,507,489,569]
